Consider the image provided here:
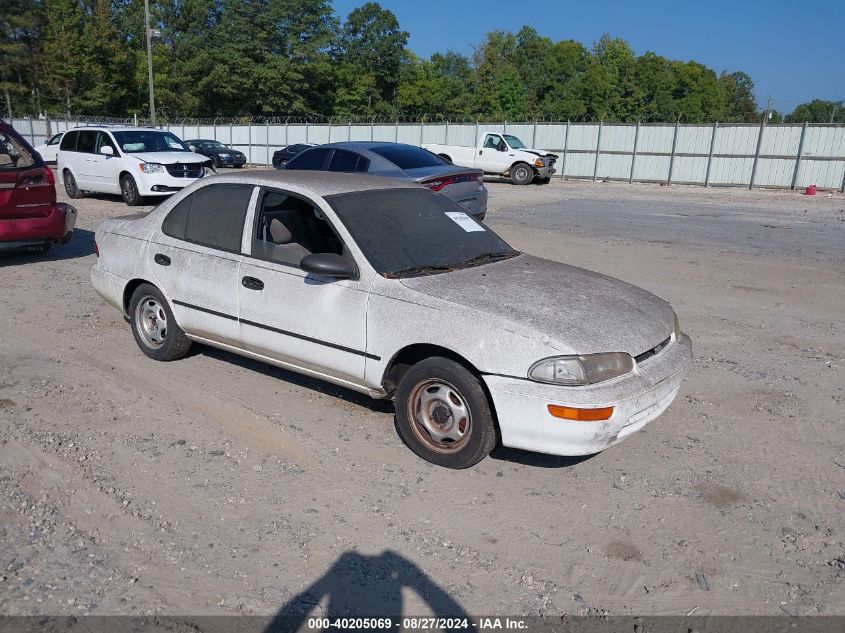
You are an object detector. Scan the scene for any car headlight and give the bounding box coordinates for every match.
[533,158,545,167]
[220,153,230,158]
[528,352,634,386]
[139,162,165,174]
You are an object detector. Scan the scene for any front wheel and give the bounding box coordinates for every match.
[510,162,534,186]
[395,357,497,469]
[120,174,142,206]
[129,283,192,361]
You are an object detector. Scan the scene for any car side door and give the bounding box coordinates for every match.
[149,183,257,348]
[88,132,122,194]
[476,133,508,172]
[238,187,369,388]
[73,130,99,188]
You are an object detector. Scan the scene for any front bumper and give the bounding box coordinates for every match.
[215,154,246,167]
[0,202,77,251]
[136,170,205,196]
[483,333,692,456]
[535,165,557,178]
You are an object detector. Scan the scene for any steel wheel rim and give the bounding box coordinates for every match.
[407,379,472,454]
[135,295,167,349]
[122,178,135,200]
[66,174,76,194]
[515,167,529,181]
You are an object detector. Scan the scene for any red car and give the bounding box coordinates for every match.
[0,122,76,253]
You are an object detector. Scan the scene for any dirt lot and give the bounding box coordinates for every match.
[1,176,844,618]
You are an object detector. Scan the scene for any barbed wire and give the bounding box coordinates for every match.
[12,111,845,127]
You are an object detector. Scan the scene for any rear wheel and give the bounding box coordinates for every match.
[120,174,142,206]
[395,357,497,469]
[510,162,533,186]
[63,171,83,199]
[129,283,192,361]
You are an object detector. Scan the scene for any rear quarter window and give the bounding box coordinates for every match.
[368,145,446,170]
[60,131,78,151]
[0,131,36,170]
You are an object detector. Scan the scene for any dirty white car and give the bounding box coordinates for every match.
[91,171,692,468]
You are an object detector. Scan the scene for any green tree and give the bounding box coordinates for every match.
[0,0,45,116]
[334,2,408,115]
[40,0,87,114]
[787,99,845,123]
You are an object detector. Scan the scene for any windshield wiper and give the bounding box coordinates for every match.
[384,264,455,278]
[461,251,518,267]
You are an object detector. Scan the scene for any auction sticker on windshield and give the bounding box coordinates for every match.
[445,211,485,232]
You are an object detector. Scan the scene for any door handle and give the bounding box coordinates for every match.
[154,253,171,266]
[478,150,483,155]
[242,276,264,291]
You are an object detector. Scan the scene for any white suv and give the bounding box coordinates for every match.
[57,126,209,206]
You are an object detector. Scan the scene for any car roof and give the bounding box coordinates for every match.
[202,169,420,197]
[318,141,421,151]
[66,126,172,132]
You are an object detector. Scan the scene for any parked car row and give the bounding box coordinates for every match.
[3,120,692,469]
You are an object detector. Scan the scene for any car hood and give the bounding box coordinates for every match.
[127,151,208,164]
[520,149,559,159]
[400,254,674,356]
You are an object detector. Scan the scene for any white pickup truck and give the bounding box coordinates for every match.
[423,132,558,185]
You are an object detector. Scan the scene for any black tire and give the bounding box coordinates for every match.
[536,177,551,184]
[234,164,243,168]
[128,283,192,361]
[394,357,497,469]
[510,162,534,186]
[63,170,83,199]
[120,173,142,206]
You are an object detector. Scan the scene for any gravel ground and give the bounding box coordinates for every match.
[1,175,843,618]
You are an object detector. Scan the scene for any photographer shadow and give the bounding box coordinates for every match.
[265,550,470,633]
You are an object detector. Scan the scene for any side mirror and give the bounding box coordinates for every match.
[300,253,356,279]
[189,145,196,151]
[100,146,114,156]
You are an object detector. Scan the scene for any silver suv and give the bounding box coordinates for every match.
[57,126,209,206]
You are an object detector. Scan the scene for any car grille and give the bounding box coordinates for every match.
[634,336,671,364]
[547,157,557,167]
[165,163,204,178]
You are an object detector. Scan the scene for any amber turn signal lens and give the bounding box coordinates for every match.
[547,404,614,421]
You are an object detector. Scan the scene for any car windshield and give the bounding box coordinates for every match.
[502,134,526,149]
[368,144,446,169]
[0,132,36,170]
[327,188,518,277]
[112,130,190,153]
[201,140,226,149]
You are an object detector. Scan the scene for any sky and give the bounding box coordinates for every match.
[332,0,844,113]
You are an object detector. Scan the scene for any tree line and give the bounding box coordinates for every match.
[2,0,843,123]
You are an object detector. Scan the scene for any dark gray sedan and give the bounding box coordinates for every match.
[284,142,488,220]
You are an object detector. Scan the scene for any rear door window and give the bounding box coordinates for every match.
[286,147,330,170]
[327,149,369,173]
[76,131,97,154]
[163,184,254,252]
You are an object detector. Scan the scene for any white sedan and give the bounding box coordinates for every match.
[34,132,64,163]
[91,171,692,468]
